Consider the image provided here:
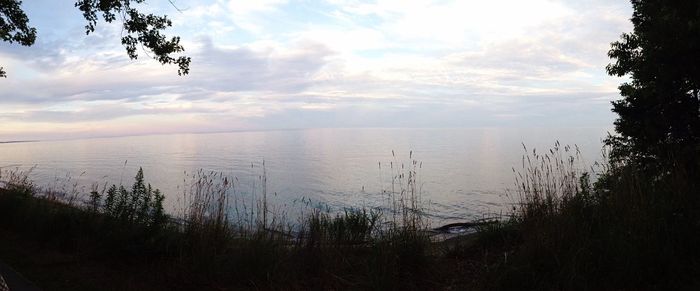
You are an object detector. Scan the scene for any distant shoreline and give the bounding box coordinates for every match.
[0,140,38,144]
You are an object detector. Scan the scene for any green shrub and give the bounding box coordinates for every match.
[102,168,167,229]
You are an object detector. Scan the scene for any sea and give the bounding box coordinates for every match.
[0,127,610,225]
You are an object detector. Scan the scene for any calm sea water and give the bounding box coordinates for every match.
[0,128,609,224]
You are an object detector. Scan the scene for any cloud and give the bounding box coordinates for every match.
[186,36,335,94]
[0,0,633,139]
[0,34,337,128]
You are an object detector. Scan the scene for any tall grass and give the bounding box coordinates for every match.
[0,165,36,196]
[173,152,430,241]
[163,153,436,289]
[380,150,428,233]
[476,142,700,290]
[511,142,595,223]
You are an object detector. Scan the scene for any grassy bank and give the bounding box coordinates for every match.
[0,160,481,290]
[0,187,442,290]
[471,144,700,290]
[1,144,699,290]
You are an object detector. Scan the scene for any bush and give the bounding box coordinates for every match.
[103,167,167,229]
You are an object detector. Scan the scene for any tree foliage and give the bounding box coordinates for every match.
[0,0,190,78]
[606,0,700,168]
[0,0,36,77]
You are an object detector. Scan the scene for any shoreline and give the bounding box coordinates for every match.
[0,140,37,144]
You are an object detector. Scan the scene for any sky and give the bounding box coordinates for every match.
[0,0,632,140]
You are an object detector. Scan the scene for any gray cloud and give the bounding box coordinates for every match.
[182,37,335,95]
[1,35,335,101]
[0,34,339,125]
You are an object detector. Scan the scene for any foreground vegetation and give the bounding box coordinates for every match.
[1,142,699,290]
[482,145,700,290]
[0,162,464,290]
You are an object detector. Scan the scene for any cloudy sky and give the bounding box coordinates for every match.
[0,0,632,140]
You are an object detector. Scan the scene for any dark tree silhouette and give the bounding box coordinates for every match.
[0,0,36,77]
[606,0,700,168]
[0,0,190,78]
